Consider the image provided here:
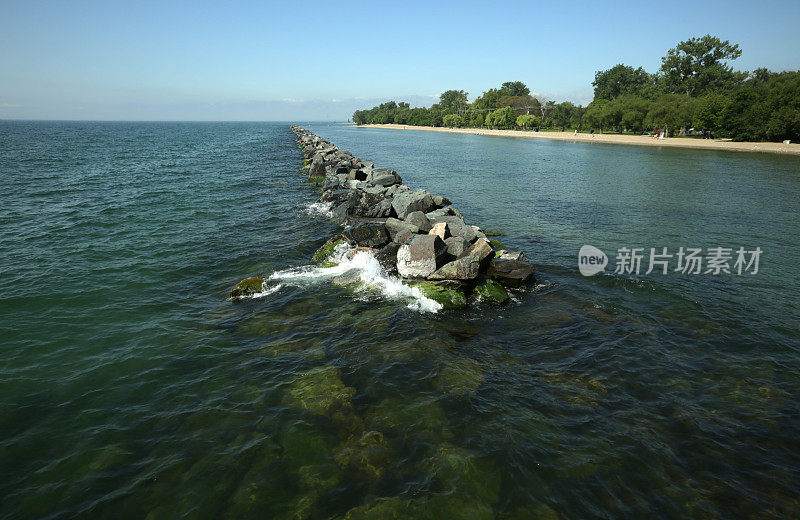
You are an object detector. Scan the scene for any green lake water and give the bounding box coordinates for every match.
[1,121,799,519]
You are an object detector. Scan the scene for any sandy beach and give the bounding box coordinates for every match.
[359,124,800,156]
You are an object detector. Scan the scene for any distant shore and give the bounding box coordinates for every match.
[358,124,800,156]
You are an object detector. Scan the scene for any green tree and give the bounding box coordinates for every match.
[551,102,577,130]
[516,114,540,130]
[500,81,530,96]
[659,35,744,96]
[443,114,463,127]
[584,99,611,131]
[491,106,517,129]
[473,88,503,110]
[592,64,654,100]
[439,90,469,114]
[693,94,729,131]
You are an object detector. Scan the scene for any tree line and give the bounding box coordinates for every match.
[352,36,800,142]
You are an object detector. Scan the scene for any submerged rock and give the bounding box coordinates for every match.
[473,279,510,304]
[411,281,467,309]
[435,358,485,396]
[281,366,356,415]
[420,442,500,504]
[230,276,264,299]
[333,430,395,481]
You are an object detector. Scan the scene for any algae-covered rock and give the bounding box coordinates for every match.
[488,239,506,250]
[435,358,485,397]
[473,279,510,304]
[421,443,500,503]
[342,496,422,520]
[312,235,347,265]
[261,339,325,360]
[230,276,264,299]
[412,281,467,309]
[334,430,395,481]
[297,462,342,494]
[307,176,324,185]
[366,395,451,441]
[423,494,495,520]
[281,421,337,469]
[507,503,559,520]
[282,366,356,415]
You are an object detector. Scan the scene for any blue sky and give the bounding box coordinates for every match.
[1,0,798,120]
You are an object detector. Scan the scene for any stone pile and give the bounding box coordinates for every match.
[231,125,535,307]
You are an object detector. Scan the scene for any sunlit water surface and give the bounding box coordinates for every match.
[1,121,799,519]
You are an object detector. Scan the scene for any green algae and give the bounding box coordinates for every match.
[424,494,495,520]
[507,503,559,520]
[307,176,324,185]
[281,366,356,415]
[435,358,485,397]
[229,276,264,298]
[334,430,396,481]
[312,235,346,265]
[413,282,467,309]
[421,443,500,503]
[473,279,510,304]
[298,462,342,493]
[261,339,325,360]
[488,239,506,250]
[340,496,422,520]
[542,371,608,407]
[281,421,337,469]
[366,395,451,441]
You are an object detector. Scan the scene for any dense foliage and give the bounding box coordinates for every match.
[352,35,800,142]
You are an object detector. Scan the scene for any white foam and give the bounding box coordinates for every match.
[267,245,442,313]
[304,202,333,218]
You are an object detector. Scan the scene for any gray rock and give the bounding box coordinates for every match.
[350,192,393,218]
[404,211,432,232]
[309,154,325,178]
[396,234,446,278]
[347,169,368,181]
[342,221,390,248]
[444,236,470,257]
[428,215,477,242]
[458,237,494,267]
[370,173,402,187]
[385,218,420,242]
[487,257,535,287]
[332,269,362,287]
[428,256,481,280]
[391,190,437,220]
[375,242,401,275]
[432,195,452,207]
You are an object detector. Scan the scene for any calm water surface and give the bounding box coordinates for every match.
[1,121,799,519]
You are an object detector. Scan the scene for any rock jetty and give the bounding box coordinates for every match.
[230,125,535,307]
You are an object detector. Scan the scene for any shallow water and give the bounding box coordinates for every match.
[1,121,799,519]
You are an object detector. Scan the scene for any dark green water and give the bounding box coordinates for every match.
[1,121,799,519]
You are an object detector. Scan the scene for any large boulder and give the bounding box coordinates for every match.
[309,154,325,178]
[375,242,401,276]
[428,257,481,280]
[487,256,535,287]
[458,237,494,268]
[370,173,402,187]
[397,234,446,278]
[391,190,437,220]
[343,221,390,248]
[385,218,419,242]
[405,211,432,233]
[429,215,477,243]
[350,192,394,218]
[444,236,470,257]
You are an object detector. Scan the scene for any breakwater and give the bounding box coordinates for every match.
[232,125,535,309]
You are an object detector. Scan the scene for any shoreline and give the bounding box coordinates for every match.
[357,124,800,156]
